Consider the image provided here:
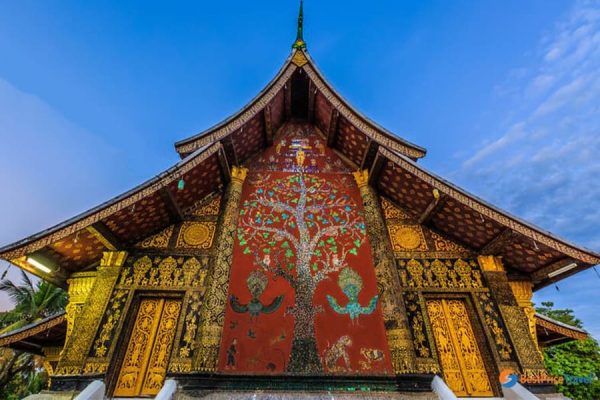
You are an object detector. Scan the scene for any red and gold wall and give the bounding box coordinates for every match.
[218,123,392,375]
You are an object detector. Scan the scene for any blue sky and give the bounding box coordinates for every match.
[0,1,599,338]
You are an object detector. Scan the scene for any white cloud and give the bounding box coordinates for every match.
[455,0,600,336]
[528,74,555,96]
[462,122,527,168]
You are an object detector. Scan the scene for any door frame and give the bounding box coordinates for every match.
[423,292,501,397]
[106,290,184,397]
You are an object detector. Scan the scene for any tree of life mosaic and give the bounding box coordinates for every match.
[218,123,392,375]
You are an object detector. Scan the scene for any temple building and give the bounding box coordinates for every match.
[1,4,598,399]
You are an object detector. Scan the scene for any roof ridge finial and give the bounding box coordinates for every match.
[292,0,307,50]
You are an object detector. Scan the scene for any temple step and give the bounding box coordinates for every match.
[173,391,439,400]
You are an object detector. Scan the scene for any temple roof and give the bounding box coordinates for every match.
[0,312,66,355]
[173,50,427,161]
[374,148,600,288]
[535,313,588,347]
[0,26,598,290]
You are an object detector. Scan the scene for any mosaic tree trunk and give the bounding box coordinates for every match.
[237,172,367,372]
[219,124,392,375]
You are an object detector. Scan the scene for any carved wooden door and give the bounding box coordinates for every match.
[426,299,493,397]
[114,298,182,397]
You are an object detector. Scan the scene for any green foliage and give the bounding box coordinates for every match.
[536,301,583,328]
[0,349,48,400]
[0,271,67,398]
[536,301,600,400]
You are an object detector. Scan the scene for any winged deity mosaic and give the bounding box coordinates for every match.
[230,270,284,319]
[326,267,378,321]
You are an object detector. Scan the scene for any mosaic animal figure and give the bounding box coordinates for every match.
[230,270,284,319]
[326,267,378,321]
[359,348,385,369]
[322,335,353,372]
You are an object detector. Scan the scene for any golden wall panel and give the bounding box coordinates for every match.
[176,222,216,249]
[388,224,428,252]
[136,226,174,249]
[56,251,127,375]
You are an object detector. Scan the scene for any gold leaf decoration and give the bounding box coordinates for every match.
[136,226,174,249]
[388,224,427,251]
[191,195,222,217]
[430,231,468,253]
[381,197,411,220]
[176,222,216,249]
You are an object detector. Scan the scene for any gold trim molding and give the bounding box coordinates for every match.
[303,65,426,159]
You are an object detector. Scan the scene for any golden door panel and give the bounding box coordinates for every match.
[426,299,493,397]
[114,298,182,397]
[140,299,181,396]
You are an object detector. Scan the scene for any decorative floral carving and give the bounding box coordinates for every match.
[475,292,514,361]
[136,226,174,249]
[404,292,431,358]
[118,255,207,289]
[190,194,222,217]
[430,231,468,253]
[380,197,411,221]
[398,259,483,289]
[388,224,427,251]
[177,222,216,249]
[91,289,129,357]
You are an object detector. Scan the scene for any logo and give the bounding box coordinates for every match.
[499,369,519,388]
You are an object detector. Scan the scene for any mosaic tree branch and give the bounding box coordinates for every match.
[237,172,367,373]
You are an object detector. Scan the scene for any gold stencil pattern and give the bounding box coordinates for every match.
[136,226,174,249]
[426,299,493,397]
[194,172,246,372]
[398,259,484,289]
[430,231,468,253]
[176,222,216,249]
[388,225,427,251]
[381,196,411,220]
[191,195,222,217]
[56,251,127,375]
[354,174,416,373]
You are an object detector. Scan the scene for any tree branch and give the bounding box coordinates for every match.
[240,220,300,251]
[252,251,298,289]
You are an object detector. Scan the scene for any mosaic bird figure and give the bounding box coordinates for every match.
[326,267,378,321]
[230,294,284,318]
[230,270,284,319]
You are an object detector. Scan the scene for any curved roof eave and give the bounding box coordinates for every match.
[174,49,427,160]
[174,52,298,156]
[379,147,600,278]
[535,313,588,335]
[0,142,221,260]
[301,51,427,159]
[0,312,66,348]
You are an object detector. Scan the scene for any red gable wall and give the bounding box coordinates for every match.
[218,122,392,375]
